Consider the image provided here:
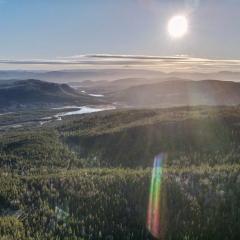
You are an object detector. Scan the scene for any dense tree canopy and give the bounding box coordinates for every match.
[0,107,240,239]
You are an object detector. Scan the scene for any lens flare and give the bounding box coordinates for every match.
[147,153,166,239]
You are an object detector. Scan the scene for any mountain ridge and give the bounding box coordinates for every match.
[111,79,240,107]
[0,79,103,110]
[0,69,240,82]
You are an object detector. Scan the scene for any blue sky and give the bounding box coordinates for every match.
[0,0,239,71]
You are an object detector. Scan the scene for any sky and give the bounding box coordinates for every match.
[0,0,239,71]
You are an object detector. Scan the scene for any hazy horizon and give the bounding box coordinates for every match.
[1,54,240,73]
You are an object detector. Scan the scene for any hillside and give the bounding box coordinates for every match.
[0,79,103,110]
[0,106,240,239]
[57,106,240,168]
[111,80,240,107]
[1,106,240,172]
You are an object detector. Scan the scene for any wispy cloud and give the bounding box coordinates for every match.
[0,54,240,72]
[68,54,189,60]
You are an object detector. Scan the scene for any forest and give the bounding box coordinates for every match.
[0,106,240,239]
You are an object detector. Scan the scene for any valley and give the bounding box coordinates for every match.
[1,79,240,239]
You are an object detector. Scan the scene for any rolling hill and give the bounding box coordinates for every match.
[111,80,240,107]
[1,106,240,239]
[0,79,103,110]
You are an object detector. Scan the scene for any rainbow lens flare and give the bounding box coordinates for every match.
[147,153,166,239]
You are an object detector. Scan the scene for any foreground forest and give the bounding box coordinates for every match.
[1,106,240,239]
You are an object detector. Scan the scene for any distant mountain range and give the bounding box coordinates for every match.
[1,78,240,111]
[0,79,103,110]
[0,69,240,82]
[110,80,240,107]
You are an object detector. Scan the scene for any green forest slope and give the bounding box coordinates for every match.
[0,106,240,239]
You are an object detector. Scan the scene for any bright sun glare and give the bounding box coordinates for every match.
[168,15,188,38]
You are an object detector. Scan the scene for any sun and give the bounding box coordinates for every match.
[168,15,188,38]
